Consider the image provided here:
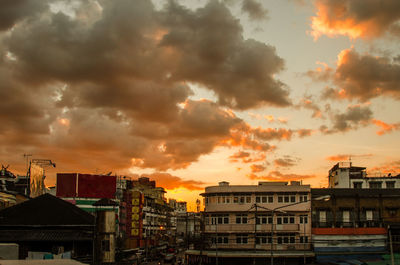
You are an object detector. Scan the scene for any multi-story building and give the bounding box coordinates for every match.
[328,162,400,189]
[311,188,400,264]
[131,177,172,250]
[188,181,312,264]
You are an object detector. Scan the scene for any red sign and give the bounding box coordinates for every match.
[56,173,77,197]
[77,174,116,199]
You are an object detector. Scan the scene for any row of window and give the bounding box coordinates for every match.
[210,234,309,245]
[205,194,308,205]
[207,214,308,225]
[353,181,396,189]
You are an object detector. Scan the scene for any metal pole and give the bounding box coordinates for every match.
[215,220,218,265]
[254,204,257,265]
[303,214,306,265]
[270,210,274,265]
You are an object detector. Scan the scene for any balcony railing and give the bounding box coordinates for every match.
[205,223,301,232]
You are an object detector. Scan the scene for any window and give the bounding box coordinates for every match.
[284,196,290,203]
[386,181,395,189]
[268,196,273,203]
[300,215,308,224]
[101,240,110,251]
[246,196,251,203]
[256,234,271,244]
[234,197,238,203]
[256,196,261,203]
[211,214,229,224]
[319,211,326,223]
[256,214,272,224]
[353,182,362,189]
[366,210,373,221]
[236,234,248,244]
[278,196,283,203]
[300,236,308,243]
[236,214,248,224]
[262,196,267,203]
[299,195,308,202]
[212,234,229,244]
[277,234,295,244]
[369,182,382,189]
[342,210,350,222]
[277,215,295,224]
[290,195,296,203]
[239,196,245,204]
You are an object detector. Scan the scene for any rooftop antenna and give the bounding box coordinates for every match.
[23,154,32,176]
[349,155,352,167]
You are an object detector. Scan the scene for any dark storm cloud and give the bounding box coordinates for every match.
[159,1,290,109]
[0,0,292,176]
[0,0,47,31]
[241,0,268,21]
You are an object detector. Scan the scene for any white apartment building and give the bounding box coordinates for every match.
[328,162,400,189]
[197,181,312,263]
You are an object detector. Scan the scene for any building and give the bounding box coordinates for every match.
[0,194,95,262]
[130,177,173,251]
[312,188,400,264]
[328,162,400,189]
[188,181,312,265]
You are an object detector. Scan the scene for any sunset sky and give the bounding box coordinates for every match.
[1,0,400,210]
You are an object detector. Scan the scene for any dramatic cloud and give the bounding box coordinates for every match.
[322,105,373,133]
[0,0,48,31]
[0,0,293,177]
[247,171,315,181]
[311,0,400,39]
[136,172,205,191]
[160,1,290,109]
[309,49,400,102]
[241,0,268,21]
[372,119,400,135]
[297,129,315,138]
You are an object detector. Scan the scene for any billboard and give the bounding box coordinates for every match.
[56,173,116,199]
[77,174,116,199]
[56,173,77,197]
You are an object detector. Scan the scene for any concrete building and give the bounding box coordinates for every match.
[311,188,400,264]
[328,162,400,189]
[188,181,312,264]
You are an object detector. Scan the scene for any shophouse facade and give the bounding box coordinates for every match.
[188,181,312,264]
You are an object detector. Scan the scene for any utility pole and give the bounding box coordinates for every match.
[253,204,257,265]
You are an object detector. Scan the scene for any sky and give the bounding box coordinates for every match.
[1,0,400,210]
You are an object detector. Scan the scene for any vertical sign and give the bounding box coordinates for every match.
[131,191,143,238]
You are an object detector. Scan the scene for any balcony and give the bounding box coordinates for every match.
[205,223,301,232]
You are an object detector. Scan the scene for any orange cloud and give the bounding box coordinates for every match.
[368,160,400,175]
[247,171,315,181]
[310,0,400,40]
[229,151,266,164]
[138,172,205,191]
[372,119,400,135]
[250,164,266,173]
[325,153,373,161]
